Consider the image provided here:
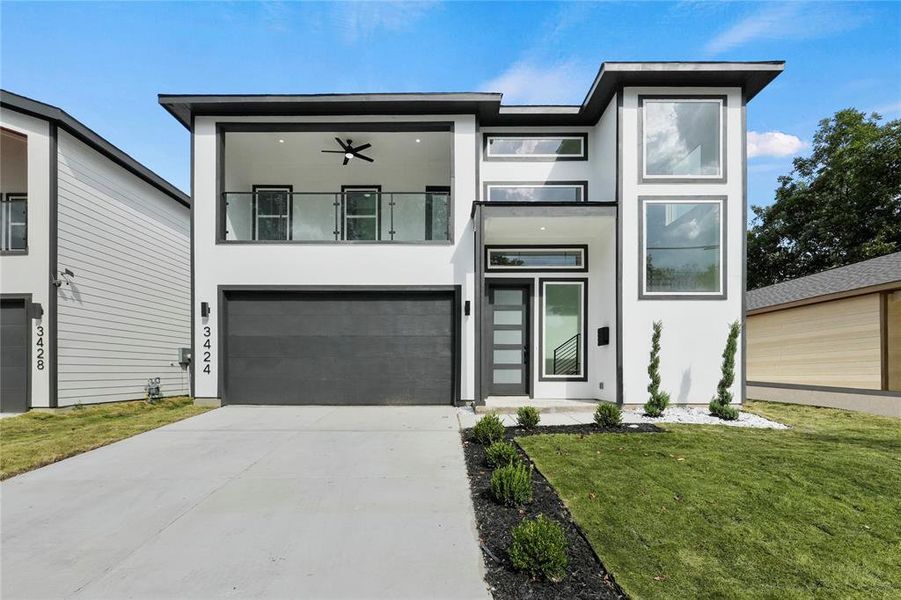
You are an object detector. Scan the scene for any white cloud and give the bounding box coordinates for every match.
[704,2,867,55]
[747,131,806,159]
[479,61,590,105]
[333,1,440,42]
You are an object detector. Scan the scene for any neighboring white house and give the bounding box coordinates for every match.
[159,61,783,408]
[0,90,191,412]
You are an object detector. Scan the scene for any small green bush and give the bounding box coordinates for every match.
[473,413,506,445]
[516,406,541,429]
[486,441,520,468]
[709,400,739,421]
[594,403,622,428]
[509,515,569,582]
[490,463,533,506]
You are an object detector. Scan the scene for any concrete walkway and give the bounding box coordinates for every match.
[1,406,489,600]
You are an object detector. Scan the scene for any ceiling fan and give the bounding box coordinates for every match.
[321,137,374,165]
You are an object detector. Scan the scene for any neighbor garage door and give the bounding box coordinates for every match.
[222,290,456,405]
[1,299,29,413]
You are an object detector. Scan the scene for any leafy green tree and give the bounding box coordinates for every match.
[748,109,901,289]
[644,321,670,417]
[710,321,740,420]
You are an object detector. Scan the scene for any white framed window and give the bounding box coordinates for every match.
[485,182,586,203]
[342,186,381,241]
[540,279,587,380]
[1,193,27,252]
[253,185,292,241]
[641,97,724,180]
[486,246,587,272]
[484,134,587,160]
[640,197,725,298]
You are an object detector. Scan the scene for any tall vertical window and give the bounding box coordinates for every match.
[541,279,587,380]
[342,186,380,241]
[1,194,27,252]
[641,198,725,297]
[253,185,292,241]
[641,97,724,180]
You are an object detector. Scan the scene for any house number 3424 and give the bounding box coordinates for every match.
[202,325,212,374]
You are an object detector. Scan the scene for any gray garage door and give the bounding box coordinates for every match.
[222,290,456,405]
[1,299,28,413]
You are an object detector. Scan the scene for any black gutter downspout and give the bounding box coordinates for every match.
[189,115,196,398]
[740,92,748,404]
[48,123,59,408]
[615,87,624,405]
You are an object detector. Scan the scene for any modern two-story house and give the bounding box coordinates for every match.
[0,91,191,413]
[159,61,783,408]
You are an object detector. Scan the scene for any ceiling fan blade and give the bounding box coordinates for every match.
[335,137,348,150]
[351,143,371,152]
[321,150,346,153]
[355,153,374,163]
[342,156,350,166]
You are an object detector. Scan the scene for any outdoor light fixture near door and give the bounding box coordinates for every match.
[50,268,75,287]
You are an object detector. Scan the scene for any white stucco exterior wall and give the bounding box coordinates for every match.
[0,109,52,407]
[192,115,478,402]
[619,86,744,406]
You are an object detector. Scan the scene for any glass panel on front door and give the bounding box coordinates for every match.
[488,285,529,395]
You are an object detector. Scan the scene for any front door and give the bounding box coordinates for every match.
[487,283,530,395]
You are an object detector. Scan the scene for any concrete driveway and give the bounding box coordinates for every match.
[1,406,489,599]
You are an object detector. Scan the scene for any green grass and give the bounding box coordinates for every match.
[517,401,901,599]
[0,397,210,480]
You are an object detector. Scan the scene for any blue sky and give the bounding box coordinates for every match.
[2,1,899,216]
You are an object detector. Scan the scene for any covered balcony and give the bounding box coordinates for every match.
[219,127,452,243]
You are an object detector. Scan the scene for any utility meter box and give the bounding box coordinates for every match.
[178,347,192,365]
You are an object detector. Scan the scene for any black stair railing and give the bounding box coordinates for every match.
[552,333,580,375]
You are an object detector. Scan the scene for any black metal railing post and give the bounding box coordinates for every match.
[333,193,341,241]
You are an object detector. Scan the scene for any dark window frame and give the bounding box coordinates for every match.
[538,277,589,382]
[251,184,293,241]
[340,184,382,241]
[638,196,728,300]
[483,132,589,162]
[424,185,451,241]
[483,181,588,203]
[638,95,728,184]
[1,193,28,254]
[485,244,589,273]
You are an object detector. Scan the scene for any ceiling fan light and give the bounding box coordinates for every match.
[344,152,354,159]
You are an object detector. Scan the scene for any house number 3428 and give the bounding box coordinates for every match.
[35,325,46,370]
[202,326,212,374]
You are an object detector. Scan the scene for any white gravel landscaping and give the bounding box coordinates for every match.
[620,406,788,429]
[457,405,788,430]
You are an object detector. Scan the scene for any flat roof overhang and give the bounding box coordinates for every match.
[159,61,784,130]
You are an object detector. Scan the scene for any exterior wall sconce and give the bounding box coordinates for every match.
[200,301,210,318]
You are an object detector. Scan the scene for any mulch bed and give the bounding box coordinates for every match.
[462,422,661,599]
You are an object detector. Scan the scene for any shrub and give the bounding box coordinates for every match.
[490,463,533,506]
[509,515,569,582]
[473,413,505,445]
[485,441,520,468]
[709,400,739,421]
[516,406,541,429]
[594,403,622,428]
[644,320,671,417]
[710,321,741,421]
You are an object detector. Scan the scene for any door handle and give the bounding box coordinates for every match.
[523,345,529,362]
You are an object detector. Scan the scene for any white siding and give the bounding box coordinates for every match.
[55,130,190,405]
[0,109,53,407]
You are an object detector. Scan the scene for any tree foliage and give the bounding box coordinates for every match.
[710,321,740,421]
[644,320,670,417]
[748,109,901,289]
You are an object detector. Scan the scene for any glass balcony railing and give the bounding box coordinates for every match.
[221,190,450,243]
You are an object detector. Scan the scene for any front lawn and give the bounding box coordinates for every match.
[517,401,901,599]
[0,397,210,480]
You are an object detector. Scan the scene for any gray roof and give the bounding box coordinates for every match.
[1,90,190,207]
[747,252,901,311]
[159,61,784,130]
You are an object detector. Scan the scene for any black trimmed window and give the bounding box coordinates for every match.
[484,133,587,160]
[485,182,586,203]
[640,198,725,298]
[341,186,381,241]
[540,279,588,381]
[486,246,587,272]
[640,97,725,181]
[1,193,27,252]
[253,185,292,241]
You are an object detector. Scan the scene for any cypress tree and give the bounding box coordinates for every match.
[644,321,670,417]
[710,321,740,420]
